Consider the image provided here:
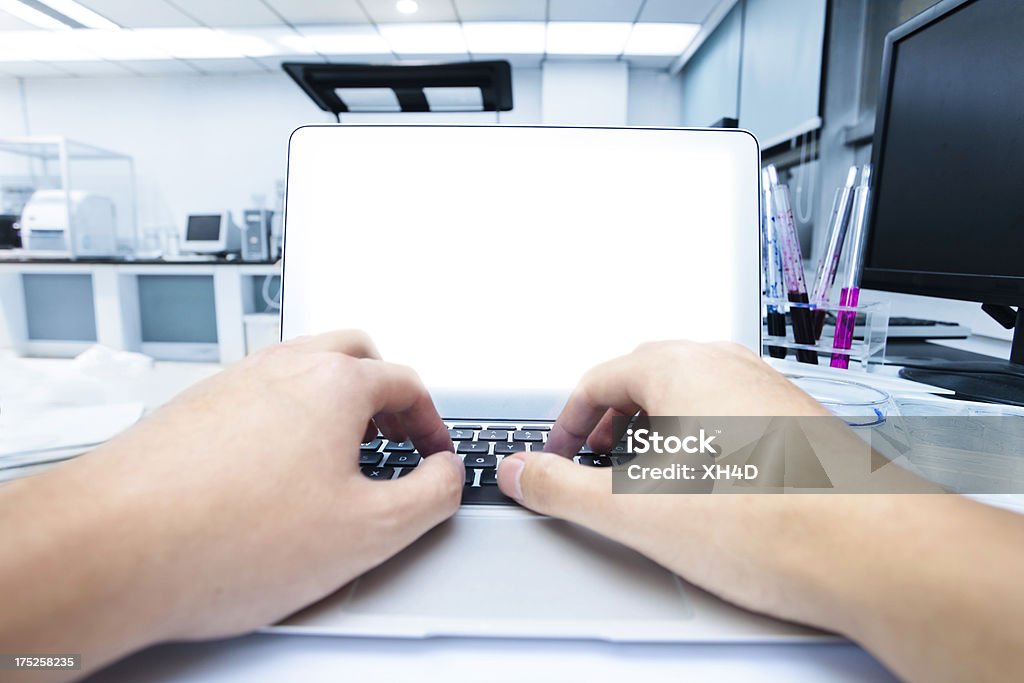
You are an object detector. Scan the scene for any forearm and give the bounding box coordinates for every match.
[0,457,174,681]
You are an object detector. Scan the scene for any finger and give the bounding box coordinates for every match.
[380,451,465,533]
[285,329,381,359]
[587,406,639,453]
[373,412,408,445]
[360,360,453,457]
[545,355,646,457]
[498,452,617,529]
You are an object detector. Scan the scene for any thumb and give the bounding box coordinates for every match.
[497,452,615,528]
[384,451,464,535]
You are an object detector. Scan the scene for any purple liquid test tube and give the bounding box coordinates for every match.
[830,166,872,369]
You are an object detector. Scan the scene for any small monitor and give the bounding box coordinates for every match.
[182,212,240,254]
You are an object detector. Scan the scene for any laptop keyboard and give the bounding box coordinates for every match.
[360,421,629,505]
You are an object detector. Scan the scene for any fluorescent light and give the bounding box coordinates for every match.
[378,22,466,55]
[423,86,483,111]
[289,25,390,55]
[545,22,632,55]
[335,88,401,112]
[69,29,170,60]
[0,29,92,59]
[0,0,70,29]
[624,22,700,56]
[136,28,279,59]
[462,22,545,54]
[36,0,118,29]
[395,0,418,15]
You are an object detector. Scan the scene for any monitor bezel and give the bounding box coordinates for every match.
[861,0,1024,306]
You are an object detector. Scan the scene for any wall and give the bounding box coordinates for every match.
[0,64,679,241]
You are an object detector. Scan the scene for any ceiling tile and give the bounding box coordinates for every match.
[362,0,457,24]
[639,0,722,24]
[0,11,38,30]
[58,60,137,76]
[263,0,368,25]
[166,0,284,27]
[548,0,644,22]
[0,61,73,77]
[452,0,545,21]
[623,54,675,68]
[76,0,199,28]
[118,59,201,74]
[182,57,269,74]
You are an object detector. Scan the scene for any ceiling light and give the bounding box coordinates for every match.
[288,25,390,55]
[0,29,93,59]
[0,0,70,30]
[395,0,418,15]
[423,86,483,112]
[462,22,545,54]
[624,22,700,56]
[545,22,633,56]
[136,28,279,60]
[378,22,466,55]
[69,29,170,60]
[335,88,401,112]
[35,0,118,29]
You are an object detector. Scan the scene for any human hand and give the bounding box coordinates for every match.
[0,331,463,677]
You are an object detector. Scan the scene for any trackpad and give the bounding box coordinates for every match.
[276,511,693,640]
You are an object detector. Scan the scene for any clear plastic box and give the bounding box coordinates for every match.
[762,298,890,370]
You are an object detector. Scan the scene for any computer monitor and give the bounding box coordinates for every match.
[181,212,240,255]
[862,0,1024,404]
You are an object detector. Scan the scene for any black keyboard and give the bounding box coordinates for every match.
[359,421,623,505]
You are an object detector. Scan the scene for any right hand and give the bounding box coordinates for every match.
[496,341,842,627]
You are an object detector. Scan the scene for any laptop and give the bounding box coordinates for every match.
[272,125,827,642]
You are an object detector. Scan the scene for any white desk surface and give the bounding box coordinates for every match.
[6,341,1012,683]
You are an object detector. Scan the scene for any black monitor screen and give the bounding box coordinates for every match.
[186,215,223,242]
[864,0,1024,303]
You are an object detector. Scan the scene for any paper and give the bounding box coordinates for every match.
[0,402,144,462]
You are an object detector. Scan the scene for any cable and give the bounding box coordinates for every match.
[261,274,281,310]
[334,112,341,123]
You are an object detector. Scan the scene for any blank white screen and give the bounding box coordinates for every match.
[282,125,759,394]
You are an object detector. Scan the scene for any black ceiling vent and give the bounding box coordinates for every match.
[282,61,513,115]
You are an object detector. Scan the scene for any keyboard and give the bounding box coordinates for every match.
[360,421,630,505]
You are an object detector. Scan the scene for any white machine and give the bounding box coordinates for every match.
[181,212,240,255]
[20,189,118,258]
[277,125,826,643]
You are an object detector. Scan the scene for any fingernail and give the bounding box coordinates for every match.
[501,456,525,501]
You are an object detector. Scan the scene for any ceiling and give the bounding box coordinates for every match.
[0,0,724,78]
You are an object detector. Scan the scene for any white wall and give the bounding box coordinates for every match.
[0,65,680,241]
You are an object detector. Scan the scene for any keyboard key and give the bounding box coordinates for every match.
[529,443,547,452]
[579,443,594,455]
[478,430,509,441]
[461,484,513,505]
[463,454,497,469]
[449,429,475,440]
[579,455,613,468]
[452,424,482,430]
[360,438,382,451]
[384,440,415,452]
[611,443,630,455]
[361,466,395,480]
[465,468,480,485]
[521,425,551,431]
[494,441,527,455]
[457,441,490,455]
[480,469,498,485]
[359,451,384,466]
[396,467,415,478]
[386,452,421,468]
[512,430,544,442]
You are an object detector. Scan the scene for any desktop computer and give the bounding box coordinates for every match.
[863,0,1024,405]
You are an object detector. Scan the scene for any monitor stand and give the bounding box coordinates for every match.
[899,305,1024,406]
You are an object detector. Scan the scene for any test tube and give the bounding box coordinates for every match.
[767,166,818,364]
[810,166,858,339]
[830,165,872,369]
[762,171,787,358]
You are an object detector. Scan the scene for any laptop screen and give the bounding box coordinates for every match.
[282,125,759,398]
